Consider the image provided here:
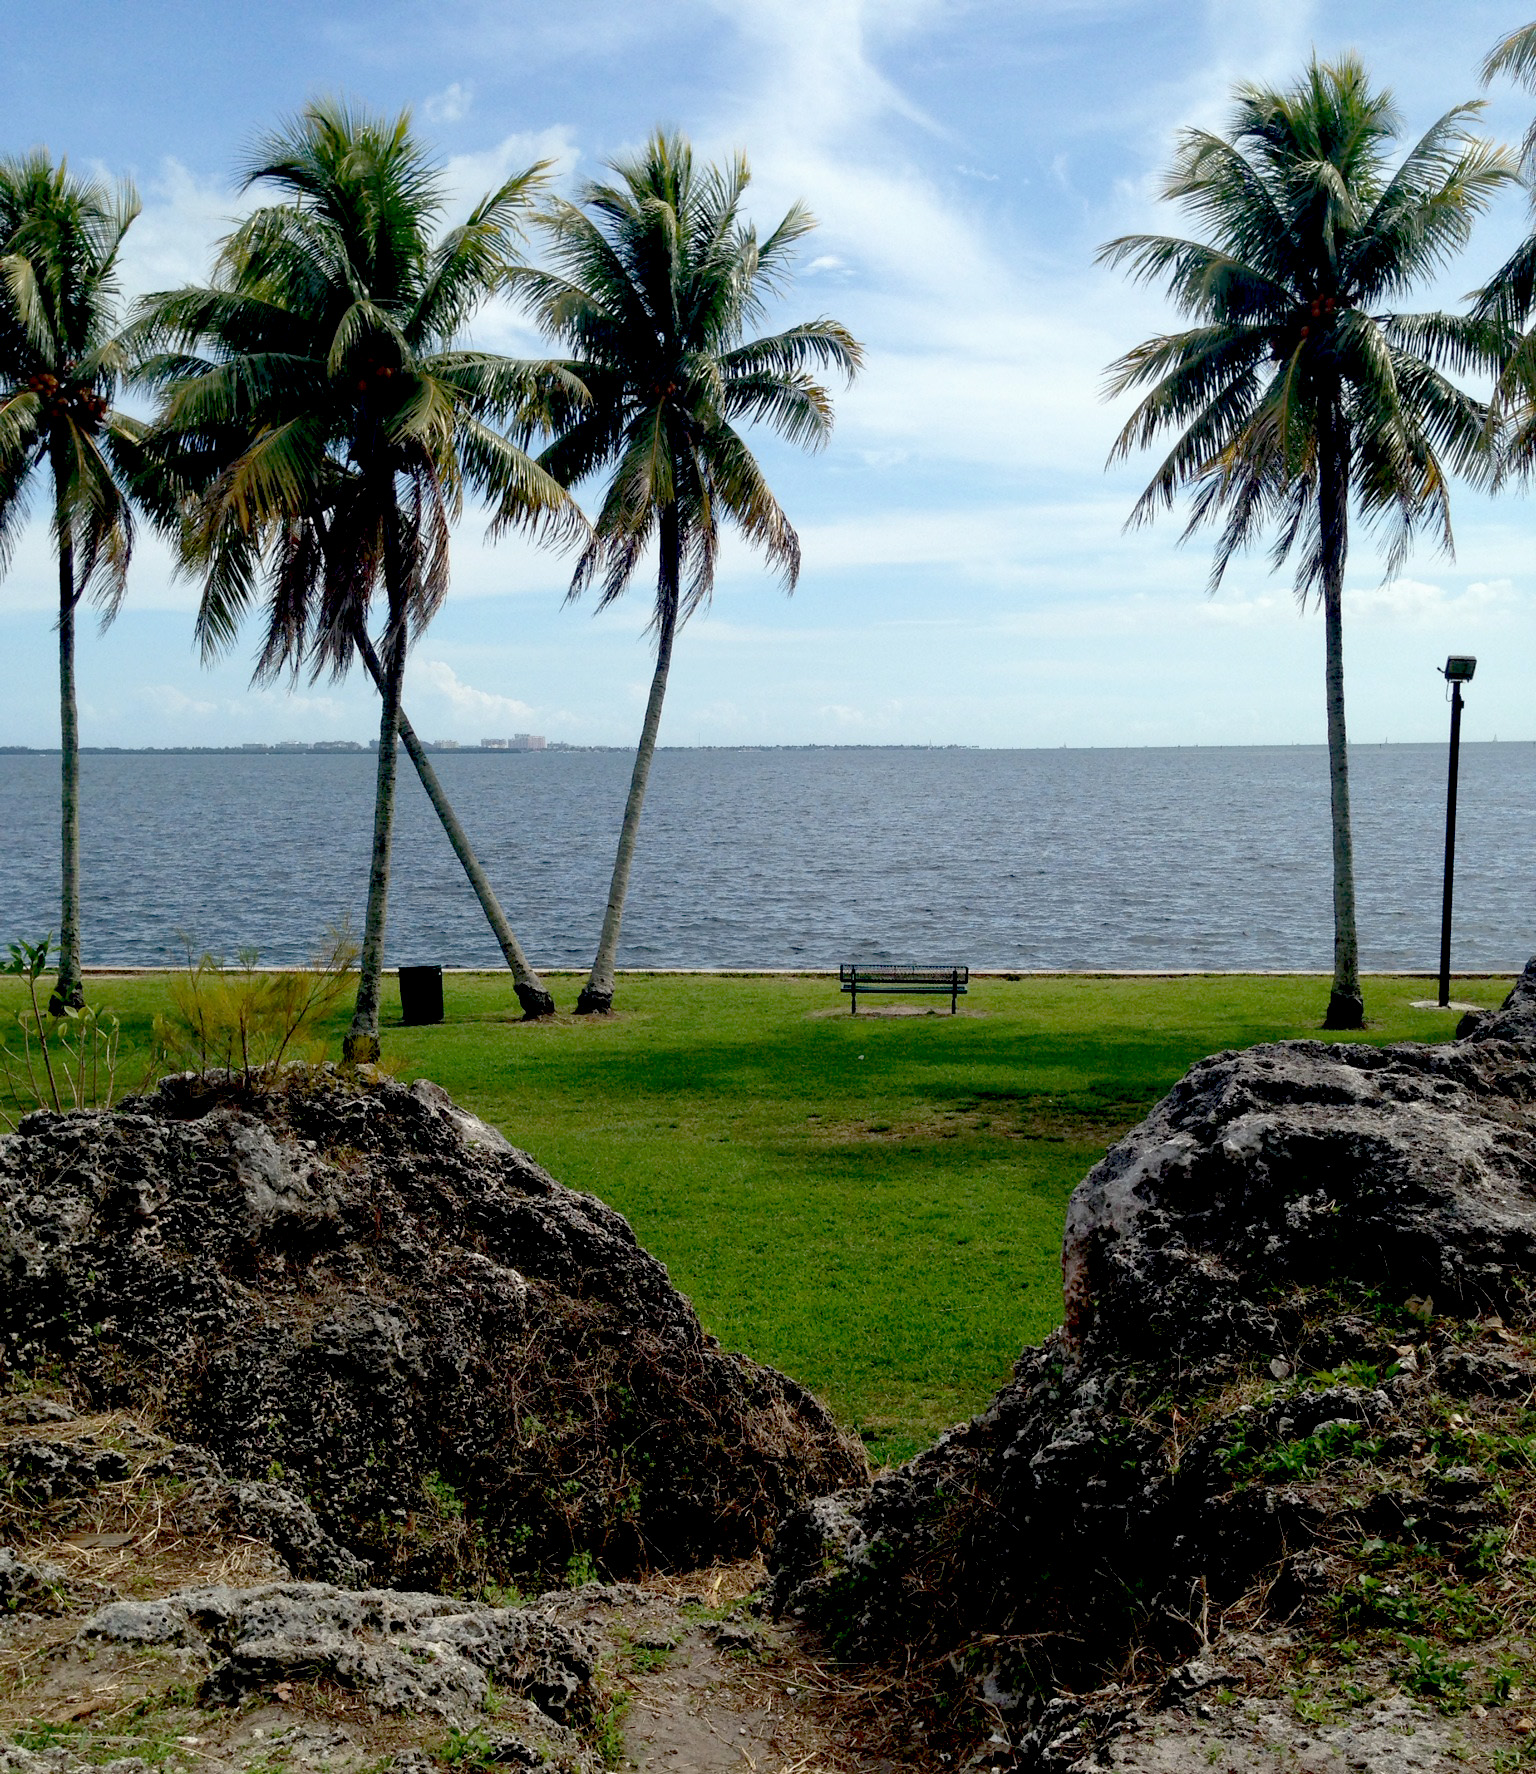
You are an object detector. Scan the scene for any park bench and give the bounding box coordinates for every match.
[839,963,969,1015]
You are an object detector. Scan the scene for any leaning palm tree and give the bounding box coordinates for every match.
[1099,57,1510,1029]
[135,101,579,1058]
[515,130,862,1014]
[0,154,141,1013]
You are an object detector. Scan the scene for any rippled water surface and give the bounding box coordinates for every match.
[1,744,1532,971]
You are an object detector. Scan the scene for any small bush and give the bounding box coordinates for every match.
[0,936,120,1130]
[153,925,357,1088]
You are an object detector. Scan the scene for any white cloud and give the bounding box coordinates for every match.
[138,685,217,718]
[424,82,474,125]
[1347,576,1524,626]
[116,158,253,301]
[410,659,536,729]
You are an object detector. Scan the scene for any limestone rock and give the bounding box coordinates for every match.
[79,1580,601,1736]
[0,1069,865,1586]
[0,1546,68,1613]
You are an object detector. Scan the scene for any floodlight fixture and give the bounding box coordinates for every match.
[1443,655,1477,682]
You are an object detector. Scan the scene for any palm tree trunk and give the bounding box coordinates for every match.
[50,452,84,1015]
[1319,402,1364,1031]
[576,511,680,1016]
[345,508,407,1063]
[352,625,555,1018]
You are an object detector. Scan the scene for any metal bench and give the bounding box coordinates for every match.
[839,963,968,1015]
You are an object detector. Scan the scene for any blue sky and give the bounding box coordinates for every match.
[4,0,1536,748]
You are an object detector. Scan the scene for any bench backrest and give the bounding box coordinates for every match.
[839,964,968,985]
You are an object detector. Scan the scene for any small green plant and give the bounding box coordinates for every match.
[1462,1527,1508,1576]
[0,936,121,1129]
[565,1550,599,1589]
[439,1727,495,1769]
[11,1725,83,1751]
[1290,1689,1337,1725]
[424,1471,464,1518]
[1399,1637,1471,1709]
[1330,1573,1423,1630]
[591,1693,630,1767]
[1261,1419,1370,1481]
[153,925,358,1087]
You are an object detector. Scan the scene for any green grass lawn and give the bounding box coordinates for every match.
[0,968,1514,1464]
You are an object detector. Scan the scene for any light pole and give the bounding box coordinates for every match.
[1437,655,1476,1009]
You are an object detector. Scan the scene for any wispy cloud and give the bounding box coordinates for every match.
[410,659,536,731]
[424,81,474,125]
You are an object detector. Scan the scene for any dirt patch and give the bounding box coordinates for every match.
[539,1566,932,1773]
[805,1096,1140,1147]
[804,1004,988,1019]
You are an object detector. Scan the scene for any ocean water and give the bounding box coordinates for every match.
[0,743,1531,973]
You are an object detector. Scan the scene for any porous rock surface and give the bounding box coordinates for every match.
[78,1580,598,1735]
[772,964,1536,1768]
[0,1069,864,1587]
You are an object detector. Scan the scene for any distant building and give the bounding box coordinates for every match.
[430,739,460,750]
[313,740,365,752]
[273,741,308,752]
[240,743,269,752]
[480,734,546,751]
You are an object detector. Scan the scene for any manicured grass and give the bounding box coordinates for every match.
[0,968,1513,1463]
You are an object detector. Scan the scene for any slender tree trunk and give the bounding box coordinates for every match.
[50,451,84,1015]
[1319,398,1364,1031]
[576,510,681,1016]
[353,625,555,1018]
[345,516,406,1063]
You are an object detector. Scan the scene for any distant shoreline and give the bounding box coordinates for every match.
[1,739,1531,757]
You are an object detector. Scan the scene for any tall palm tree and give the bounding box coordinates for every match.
[1476,24,1536,480]
[135,102,579,1058]
[0,155,141,1013]
[1099,57,1509,1029]
[515,130,862,1014]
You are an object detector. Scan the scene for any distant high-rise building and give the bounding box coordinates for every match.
[480,734,545,751]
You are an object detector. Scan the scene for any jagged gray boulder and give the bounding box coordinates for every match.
[217,1481,369,1588]
[79,1580,600,1743]
[1061,994,1536,1370]
[0,1069,865,1587]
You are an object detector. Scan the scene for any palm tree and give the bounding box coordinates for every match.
[0,154,141,1013]
[352,628,556,1018]
[1099,57,1509,1029]
[514,130,862,1014]
[1475,25,1536,481]
[135,101,579,1057]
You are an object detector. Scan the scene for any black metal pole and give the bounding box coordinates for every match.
[1438,680,1465,1008]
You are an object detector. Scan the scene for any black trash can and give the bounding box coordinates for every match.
[398,964,444,1026]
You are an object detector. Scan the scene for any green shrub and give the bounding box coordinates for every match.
[153,926,357,1087]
